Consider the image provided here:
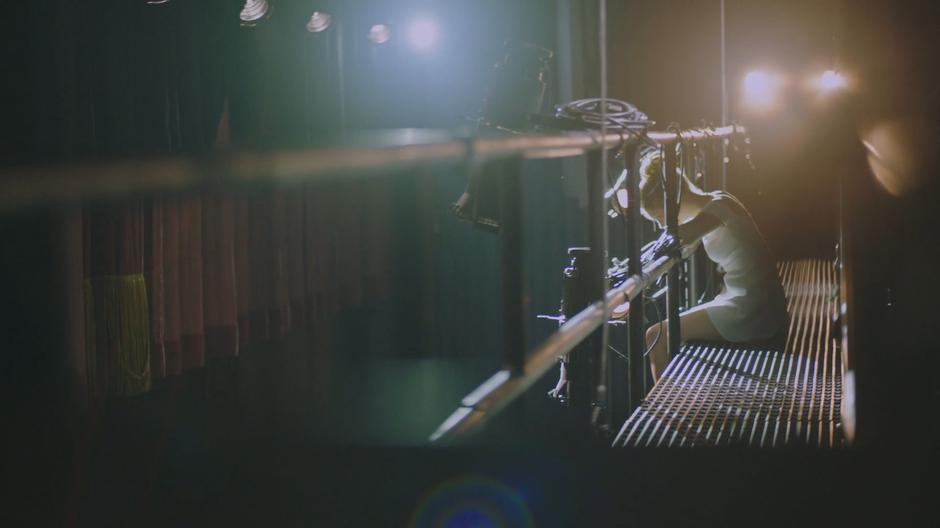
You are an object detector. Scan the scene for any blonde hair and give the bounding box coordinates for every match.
[637,147,705,222]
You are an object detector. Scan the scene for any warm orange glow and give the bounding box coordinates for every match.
[859,117,932,196]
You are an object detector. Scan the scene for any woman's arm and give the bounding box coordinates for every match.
[644,210,722,263]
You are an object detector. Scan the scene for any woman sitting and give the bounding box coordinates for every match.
[636,148,788,381]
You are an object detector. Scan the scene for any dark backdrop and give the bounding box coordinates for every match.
[1,0,938,525]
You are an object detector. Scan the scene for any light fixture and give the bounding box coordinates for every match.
[240,0,270,26]
[742,70,783,110]
[813,69,847,92]
[368,24,391,44]
[306,11,332,33]
[406,17,440,52]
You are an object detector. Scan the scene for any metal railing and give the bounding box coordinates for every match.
[0,127,739,212]
[0,122,744,443]
[429,242,706,442]
[426,125,745,443]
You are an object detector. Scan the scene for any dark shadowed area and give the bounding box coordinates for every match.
[1,0,937,526]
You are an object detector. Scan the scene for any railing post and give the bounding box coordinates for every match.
[663,142,683,361]
[562,247,593,416]
[703,139,722,299]
[585,148,610,432]
[562,149,608,429]
[500,156,527,377]
[625,145,647,411]
[684,142,702,308]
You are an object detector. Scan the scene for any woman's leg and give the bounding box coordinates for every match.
[646,306,725,382]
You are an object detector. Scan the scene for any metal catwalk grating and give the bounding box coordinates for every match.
[613,259,843,447]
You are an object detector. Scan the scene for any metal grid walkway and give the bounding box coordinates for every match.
[613,259,843,447]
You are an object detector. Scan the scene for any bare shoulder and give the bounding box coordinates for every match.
[708,191,750,217]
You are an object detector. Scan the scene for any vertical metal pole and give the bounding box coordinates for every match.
[681,142,700,309]
[500,156,527,377]
[720,0,728,190]
[336,19,347,135]
[595,0,611,433]
[565,249,593,415]
[586,149,608,430]
[663,144,682,360]
[704,140,720,299]
[625,145,647,410]
[558,248,598,444]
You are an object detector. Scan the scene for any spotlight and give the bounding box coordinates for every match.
[406,17,440,52]
[239,0,269,26]
[813,69,847,92]
[306,11,332,33]
[742,70,782,110]
[367,24,391,44]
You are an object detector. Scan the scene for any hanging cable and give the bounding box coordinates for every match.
[609,345,629,362]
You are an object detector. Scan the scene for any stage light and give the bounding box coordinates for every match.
[813,69,847,92]
[406,17,440,52]
[368,24,391,44]
[306,11,332,33]
[239,0,269,26]
[742,70,782,110]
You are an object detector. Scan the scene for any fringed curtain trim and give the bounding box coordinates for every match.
[84,274,152,399]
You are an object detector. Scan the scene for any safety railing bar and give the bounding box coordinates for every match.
[647,125,741,144]
[461,370,514,408]
[430,299,607,442]
[604,241,702,316]
[0,132,617,213]
[428,237,707,443]
[0,125,743,213]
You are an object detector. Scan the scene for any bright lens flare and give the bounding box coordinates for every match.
[406,17,440,52]
[368,24,391,44]
[742,70,781,109]
[239,0,269,25]
[306,11,332,33]
[814,70,847,92]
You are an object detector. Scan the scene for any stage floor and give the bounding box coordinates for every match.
[615,259,843,447]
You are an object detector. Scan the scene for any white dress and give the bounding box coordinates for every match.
[684,192,788,342]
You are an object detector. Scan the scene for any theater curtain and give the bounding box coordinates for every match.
[40,1,392,405]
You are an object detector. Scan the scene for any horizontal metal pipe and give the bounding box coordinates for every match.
[0,126,744,213]
[429,238,707,443]
[603,241,701,321]
[430,299,607,442]
[646,125,741,145]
